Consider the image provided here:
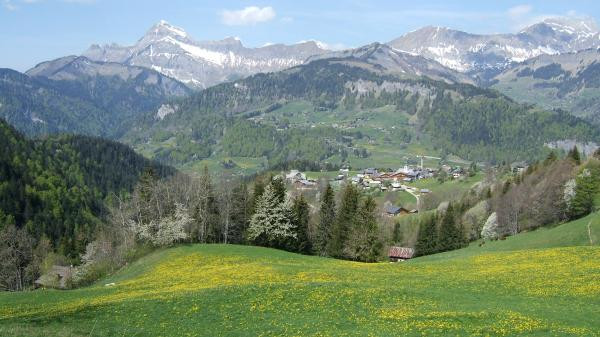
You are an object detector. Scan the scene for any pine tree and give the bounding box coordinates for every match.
[329,183,360,258]
[248,184,296,247]
[392,222,403,245]
[568,146,581,165]
[437,203,461,252]
[569,164,600,219]
[415,213,438,257]
[315,183,335,256]
[230,182,250,244]
[345,195,382,262]
[544,151,557,165]
[291,194,311,254]
[270,176,287,204]
[250,178,265,215]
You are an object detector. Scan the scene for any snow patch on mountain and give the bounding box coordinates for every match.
[156,104,176,120]
[82,20,329,89]
[388,16,600,80]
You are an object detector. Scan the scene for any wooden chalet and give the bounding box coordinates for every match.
[384,204,410,217]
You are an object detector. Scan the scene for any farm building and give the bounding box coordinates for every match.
[34,265,73,289]
[383,204,410,216]
[388,246,415,261]
[293,179,317,189]
[286,170,307,182]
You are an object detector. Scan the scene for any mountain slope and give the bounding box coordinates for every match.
[388,17,600,81]
[307,43,474,84]
[128,52,599,166]
[0,118,174,256]
[1,57,190,138]
[26,56,191,137]
[83,20,329,89]
[491,49,600,124]
[0,68,109,136]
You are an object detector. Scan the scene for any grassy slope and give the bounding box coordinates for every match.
[1,214,599,336]
[419,211,600,261]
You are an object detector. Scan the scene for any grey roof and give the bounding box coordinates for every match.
[384,205,402,214]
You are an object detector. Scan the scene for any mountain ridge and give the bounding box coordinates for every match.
[388,17,600,82]
[82,20,330,89]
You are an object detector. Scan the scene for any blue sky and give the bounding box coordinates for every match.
[1,0,599,71]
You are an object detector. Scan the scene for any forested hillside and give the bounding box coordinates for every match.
[0,59,190,139]
[133,57,600,167]
[0,119,174,258]
[0,68,108,136]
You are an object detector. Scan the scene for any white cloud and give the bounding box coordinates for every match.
[221,6,276,26]
[2,0,17,10]
[508,4,533,19]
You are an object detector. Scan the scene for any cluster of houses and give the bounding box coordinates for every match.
[439,165,467,179]
[285,170,318,189]
[348,166,434,191]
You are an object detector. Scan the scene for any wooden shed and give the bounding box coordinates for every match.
[388,246,415,262]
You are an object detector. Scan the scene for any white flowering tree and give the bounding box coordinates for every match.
[131,203,191,246]
[248,184,296,247]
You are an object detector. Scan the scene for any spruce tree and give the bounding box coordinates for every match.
[248,184,295,247]
[392,222,403,245]
[230,182,250,244]
[346,195,382,262]
[544,151,557,165]
[415,213,437,257]
[569,164,600,219]
[315,183,335,256]
[437,203,461,252]
[291,194,311,254]
[568,146,581,165]
[270,176,287,204]
[250,178,265,215]
[329,183,360,258]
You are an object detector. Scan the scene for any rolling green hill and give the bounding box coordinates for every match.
[1,212,598,336]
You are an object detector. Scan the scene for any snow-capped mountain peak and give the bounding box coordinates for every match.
[388,16,600,82]
[151,20,188,39]
[82,21,330,89]
[536,17,598,36]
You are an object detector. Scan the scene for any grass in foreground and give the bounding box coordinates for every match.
[1,227,599,337]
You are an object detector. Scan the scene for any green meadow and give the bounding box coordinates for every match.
[1,212,598,336]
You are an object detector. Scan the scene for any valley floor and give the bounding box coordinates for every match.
[1,214,599,336]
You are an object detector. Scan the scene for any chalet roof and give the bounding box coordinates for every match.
[384,205,402,214]
[34,265,72,289]
[388,246,415,259]
[364,168,378,175]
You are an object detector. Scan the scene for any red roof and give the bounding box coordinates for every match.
[388,246,414,259]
